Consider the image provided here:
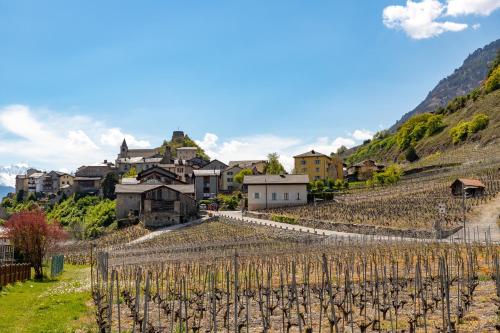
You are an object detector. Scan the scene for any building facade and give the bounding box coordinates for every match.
[293,150,343,181]
[243,174,309,210]
[193,169,221,200]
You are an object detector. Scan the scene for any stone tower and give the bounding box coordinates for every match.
[120,139,128,158]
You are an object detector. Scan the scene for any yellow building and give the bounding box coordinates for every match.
[293,150,343,181]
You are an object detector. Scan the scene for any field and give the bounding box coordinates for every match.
[262,154,500,235]
[85,217,500,332]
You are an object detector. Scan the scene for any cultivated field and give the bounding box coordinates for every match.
[87,218,500,332]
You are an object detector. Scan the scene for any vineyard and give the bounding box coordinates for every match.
[88,219,500,332]
[262,162,500,234]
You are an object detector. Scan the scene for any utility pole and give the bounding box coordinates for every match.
[462,183,466,243]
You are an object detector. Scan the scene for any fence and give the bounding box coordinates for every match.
[0,263,31,287]
[50,255,64,278]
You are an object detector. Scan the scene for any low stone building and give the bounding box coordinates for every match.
[115,184,197,228]
[451,178,486,197]
[243,174,309,211]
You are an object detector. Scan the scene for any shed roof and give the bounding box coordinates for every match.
[167,184,195,194]
[74,176,101,181]
[115,184,164,194]
[243,174,309,185]
[452,178,486,188]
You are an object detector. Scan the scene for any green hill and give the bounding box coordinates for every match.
[160,132,210,161]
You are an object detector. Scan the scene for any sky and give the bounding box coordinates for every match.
[0,0,499,178]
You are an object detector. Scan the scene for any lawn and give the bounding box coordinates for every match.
[0,264,96,333]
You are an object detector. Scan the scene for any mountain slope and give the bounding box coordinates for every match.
[391,39,500,131]
[0,164,30,187]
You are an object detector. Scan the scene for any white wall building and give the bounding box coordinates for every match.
[243,174,309,211]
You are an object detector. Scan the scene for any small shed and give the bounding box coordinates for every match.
[450,178,485,197]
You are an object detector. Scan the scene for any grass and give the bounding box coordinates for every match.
[0,264,96,333]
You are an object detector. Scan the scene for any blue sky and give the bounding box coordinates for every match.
[0,0,499,176]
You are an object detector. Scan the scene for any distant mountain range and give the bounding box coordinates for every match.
[391,39,500,131]
[0,185,14,200]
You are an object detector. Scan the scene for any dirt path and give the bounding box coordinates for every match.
[466,194,500,241]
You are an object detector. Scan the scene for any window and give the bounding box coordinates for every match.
[254,192,260,199]
[297,193,301,200]
[227,171,233,175]
[315,159,320,165]
[315,168,320,172]
[314,176,320,180]
[284,193,289,200]
[301,160,306,165]
[271,192,277,201]
[227,178,233,182]
[302,168,307,172]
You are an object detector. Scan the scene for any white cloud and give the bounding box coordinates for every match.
[446,0,500,16]
[383,0,468,39]
[351,129,374,141]
[0,104,151,172]
[195,130,370,172]
[472,23,481,29]
[100,128,151,148]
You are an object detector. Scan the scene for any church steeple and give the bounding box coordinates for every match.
[120,138,128,157]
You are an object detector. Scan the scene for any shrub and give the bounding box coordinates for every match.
[468,113,489,133]
[405,146,419,162]
[368,164,402,186]
[83,199,116,238]
[485,61,500,93]
[426,114,445,136]
[450,121,470,144]
[271,214,298,225]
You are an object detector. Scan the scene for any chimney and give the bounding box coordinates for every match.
[104,159,108,164]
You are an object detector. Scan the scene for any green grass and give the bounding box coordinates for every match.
[0,264,96,333]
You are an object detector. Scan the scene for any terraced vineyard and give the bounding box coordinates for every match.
[88,221,500,332]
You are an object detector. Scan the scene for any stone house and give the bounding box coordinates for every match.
[74,161,117,195]
[243,174,309,210]
[228,160,267,174]
[221,165,243,192]
[176,147,198,161]
[346,160,386,181]
[201,159,228,171]
[115,184,197,228]
[136,166,186,185]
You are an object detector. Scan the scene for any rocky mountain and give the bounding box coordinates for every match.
[391,39,500,131]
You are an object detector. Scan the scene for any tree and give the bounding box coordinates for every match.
[101,172,119,199]
[234,168,253,184]
[123,167,137,178]
[336,145,348,155]
[265,153,285,175]
[5,210,66,279]
[27,192,36,201]
[405,146,419,162]
[15,189,24,203]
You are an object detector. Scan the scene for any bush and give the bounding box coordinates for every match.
[426,114,445,136]
[468,113,489,133]
[83,199,116,238]
[450,121,470,144]
[485,63,500,93]
[367,164,402,186]
[405,146,419,162]
[450,114,489,144]
[271,214,298,225]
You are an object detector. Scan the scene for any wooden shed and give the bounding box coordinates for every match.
[450,178,485,197]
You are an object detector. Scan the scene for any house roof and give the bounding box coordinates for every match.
[137,166,180,180]
[29,172,46,178]
[243,174,309,185]
[453,178,486,188]
[115,184,164,194]
[121,177,140,185]
[293,150,329,158]
[201,159,228,170]
[115,183,195,195]
[193,169,221,176]
[74,176,101,181]
[228,160,266,167]
[167,184,195,194]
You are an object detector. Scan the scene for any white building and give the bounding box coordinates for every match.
[243,174,309,211]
